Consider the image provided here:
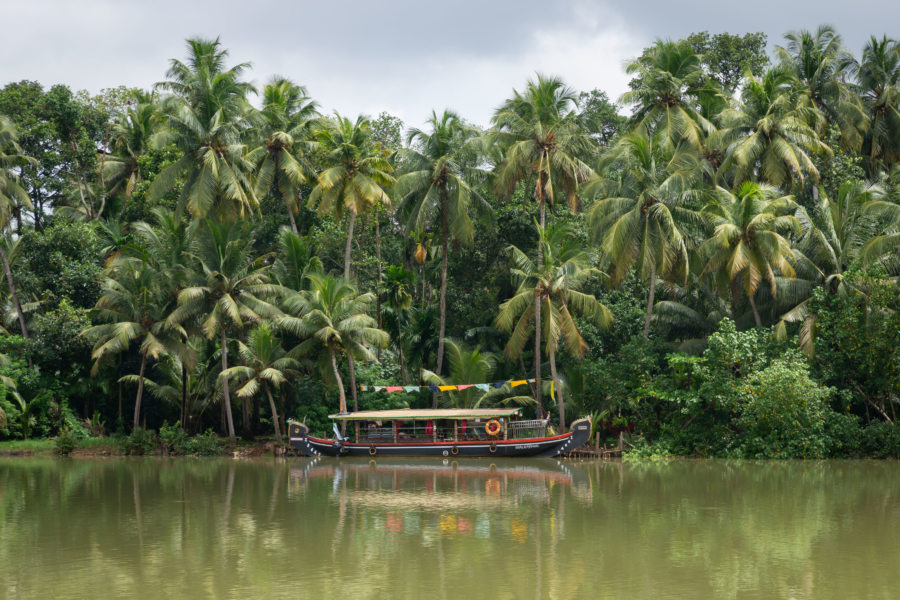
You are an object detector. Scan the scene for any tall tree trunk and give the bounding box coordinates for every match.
[549,349,565,430]
[348,355,358,412]
[0,244,30,342]
[643,262,656,337]
[181,363,187,427]
[748,292,762,327]
[330,347,348,436]
[375,215,383,360]
[534,189,545,418]
[220,328,236,442]
[241,394,253,441]
[433,191,449,409]
[343,212,356,281]
[264,382,282,444]
[133,351,148,430]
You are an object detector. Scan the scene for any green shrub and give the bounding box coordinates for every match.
[860,421,900,458]
[54,427,79,456]
[824,412,863,458]
[159,422,190,455]
[736,352,831,459]
[120,429,158,455]
[188,429,223,456]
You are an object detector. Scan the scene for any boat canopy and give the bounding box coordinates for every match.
[329,408,522,421]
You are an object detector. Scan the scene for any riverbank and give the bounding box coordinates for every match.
[0,437,286,458]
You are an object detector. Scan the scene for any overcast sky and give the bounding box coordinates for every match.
[3,0,898,128]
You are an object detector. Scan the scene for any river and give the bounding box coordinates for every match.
[1,457,897,599]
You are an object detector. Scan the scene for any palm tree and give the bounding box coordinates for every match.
[150,38,258,219]
[104,92,157,216]
[167,218,279,442]
[278,274,387,418]
[720,67,832,189]
[0,116,35,344]
[248,78,319,233]
[422,339,495,408]
[308,114,394,280]
[84,261,189,430]
[380,265,416,382]
[395,110,489,400]
[699,182,800,327]
[220,323,300,443]
[621,39,713,150]
[852,36,900,174]
[271,227,322,292]
[585,130,704,336]
[491,74,596,413]
[777,25,867,150]
[496,223,612,428]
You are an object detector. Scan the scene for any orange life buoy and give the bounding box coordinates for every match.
[485,419,502,436]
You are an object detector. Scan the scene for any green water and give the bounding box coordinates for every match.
[1,458,897,599]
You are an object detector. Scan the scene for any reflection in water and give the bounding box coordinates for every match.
[1,458,899,599]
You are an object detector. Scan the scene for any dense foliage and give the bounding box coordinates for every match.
[1,27,898,457]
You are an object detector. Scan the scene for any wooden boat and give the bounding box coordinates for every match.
[288,408,591,458]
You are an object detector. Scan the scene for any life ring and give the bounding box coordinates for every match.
[450,445,459,455]
[485,420,502,436]
[369,444,377,456]
[489,442,497,454]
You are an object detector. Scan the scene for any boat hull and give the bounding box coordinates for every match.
[288,418,591,458]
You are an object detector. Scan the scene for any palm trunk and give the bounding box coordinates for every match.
[264,382,282,444]
[348,354,358,412]
[748,292,762,327]
[220,328,236,442]
[375,215,383,360]
[133,351,148,431]
[549,349,565,430]
[643,262,656,337]
[0,244,30,342]
[330,347,348,436]
[433,190,449,409]
[534,186,545,418]
[241,395,253,441]
[344,212,356,281]
[181,363,187,427]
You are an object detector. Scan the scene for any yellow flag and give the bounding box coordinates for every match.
[550,380,555,399]
[510,380,527,387]
[438,385,457,391]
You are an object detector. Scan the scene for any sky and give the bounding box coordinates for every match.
[3,0,898,128]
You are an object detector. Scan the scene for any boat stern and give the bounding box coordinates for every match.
[288,422,315,456]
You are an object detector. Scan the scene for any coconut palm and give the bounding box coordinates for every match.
[0,116,35,342]
[278,274,387,417]
[852,36,900,174]
[84,261,190,430]
[491,75,596,413]
[496,223,612,428]
[585,130,705,336]
[271,227,322,292]
[777,25,867,150]
[699,182,800,327]
[720,67,832,189]
[422,339,495,408]
[167,218,279,442]
[150,38,258,219]
[622,39,713,150]
[380,265,416,382]
[104,92,157,216]
[776,180,887,353]
[248,78,319,233]
[395,110,489,398]
[308,114,394,280]
[220,323,300,443]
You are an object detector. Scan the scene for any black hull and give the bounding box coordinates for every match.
[289,417,591,458]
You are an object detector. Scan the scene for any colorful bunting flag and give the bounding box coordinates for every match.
[457,384,473,390]
[359,379,542,393]
[510,380,527,387]
[438,385,457,391]
[475,384,490,392]
[404,386,419,393]
[385,386,403,393]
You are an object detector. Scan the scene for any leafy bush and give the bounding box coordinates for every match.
[120,429,158,455]
[188,429,223,456]
[859,422,900,458]
[736,353,831,459]
[54,427,80,456]
[159,422,190,455]
[824,412,863,458]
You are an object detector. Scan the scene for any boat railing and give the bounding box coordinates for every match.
[351,419,549,443]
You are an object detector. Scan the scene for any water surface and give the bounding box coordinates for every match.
[1,457,897,599]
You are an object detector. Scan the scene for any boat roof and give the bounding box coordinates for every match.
[329,408,523,421]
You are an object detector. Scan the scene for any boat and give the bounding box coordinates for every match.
[287,408,591,458]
